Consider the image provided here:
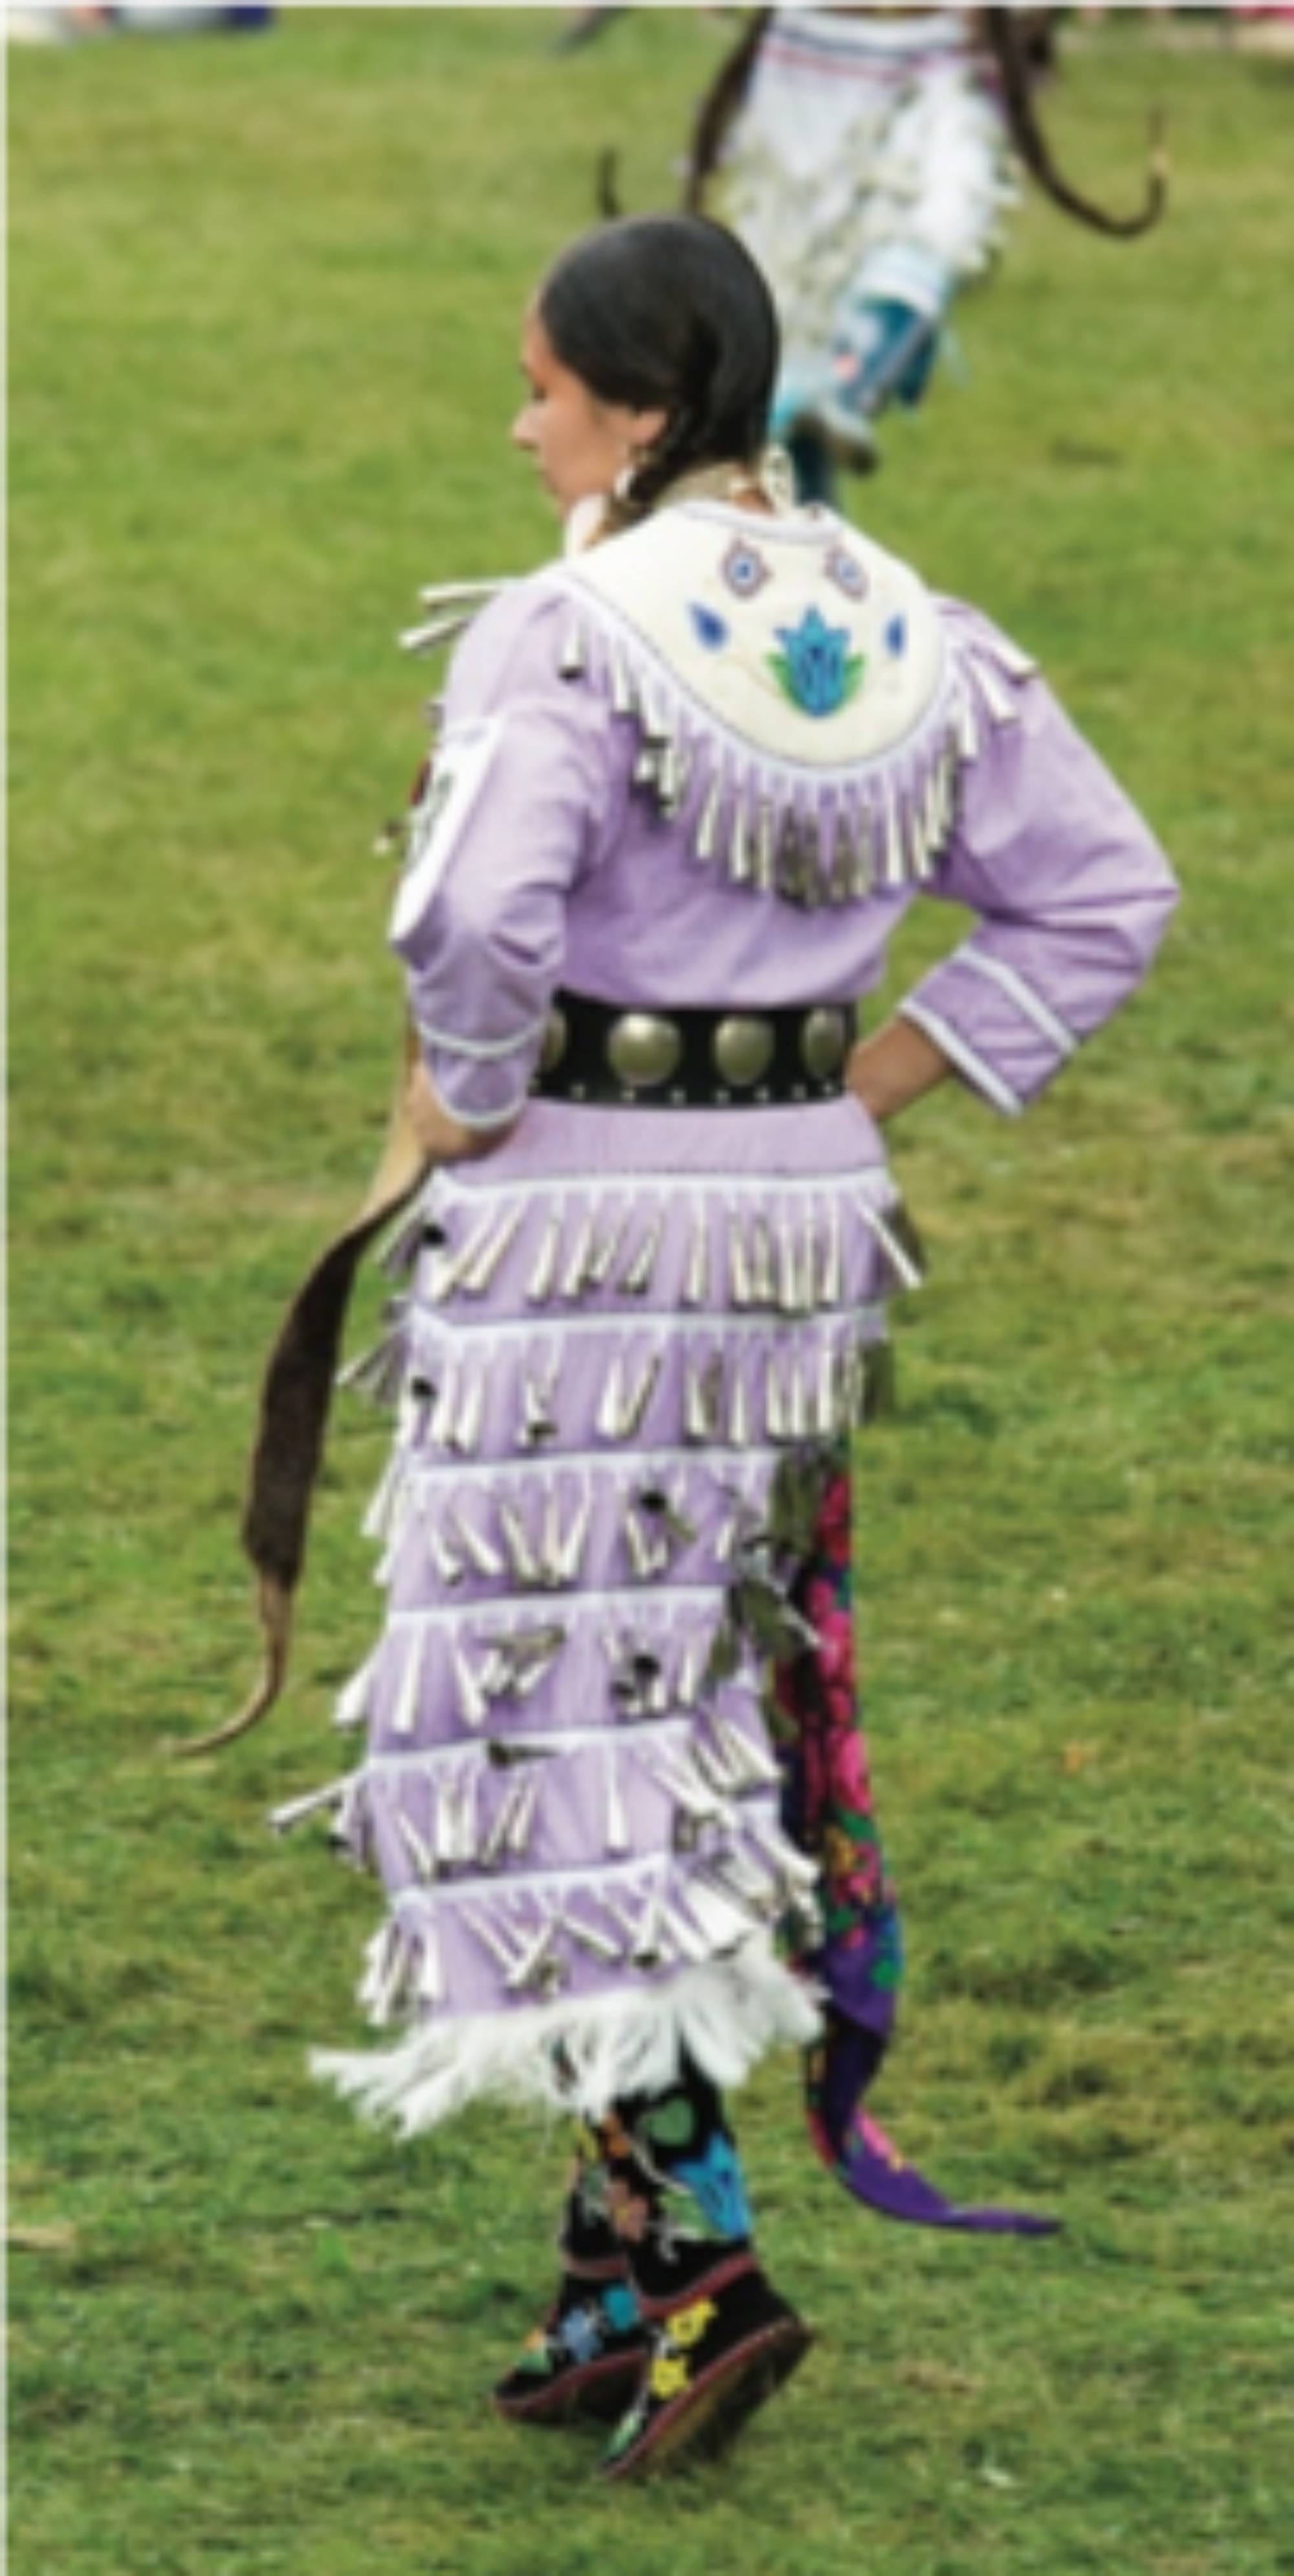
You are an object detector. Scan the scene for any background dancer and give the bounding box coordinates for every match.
[676,6,1163,498]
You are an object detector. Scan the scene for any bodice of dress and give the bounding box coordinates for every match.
[391,500,1177,1136]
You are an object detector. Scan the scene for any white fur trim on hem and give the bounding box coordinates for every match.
[311,1940,822,2137]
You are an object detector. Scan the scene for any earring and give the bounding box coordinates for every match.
[612,455,639,505]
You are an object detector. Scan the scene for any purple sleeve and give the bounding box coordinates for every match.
[389,579,610,1129]
[898,606,1179,1115]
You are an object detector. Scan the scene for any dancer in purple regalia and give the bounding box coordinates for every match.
[291,215,1177,2478]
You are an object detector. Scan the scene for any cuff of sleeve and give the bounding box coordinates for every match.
[898,995,1025,1117]
[415,1014,542,1131]
[900,945,1082,1115]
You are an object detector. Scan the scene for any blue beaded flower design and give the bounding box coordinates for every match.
[769,606,865,718]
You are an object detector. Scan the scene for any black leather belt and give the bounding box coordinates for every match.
[531,990,855,1109]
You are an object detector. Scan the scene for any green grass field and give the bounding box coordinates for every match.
[8,10,1293,2571]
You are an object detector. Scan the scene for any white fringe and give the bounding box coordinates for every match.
[310,1938,822,2138]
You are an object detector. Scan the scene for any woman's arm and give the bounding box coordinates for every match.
[891,606,1179,1118]
[389,581,610,1140]
[847,1015,950,1127]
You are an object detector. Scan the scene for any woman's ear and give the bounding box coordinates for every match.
[627,404,669,456]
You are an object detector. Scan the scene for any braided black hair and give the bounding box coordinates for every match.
[537,214,779,519]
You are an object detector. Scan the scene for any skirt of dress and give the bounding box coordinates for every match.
[308,1094,920,2137]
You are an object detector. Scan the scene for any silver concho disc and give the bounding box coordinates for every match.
[800,1007,848,1082]
[713,1015,776,1089]
[606,1012,683,1091]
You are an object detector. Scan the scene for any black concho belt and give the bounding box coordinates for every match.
[531,990,855,1109]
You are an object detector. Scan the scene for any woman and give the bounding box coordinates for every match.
[305,214,1177,2479]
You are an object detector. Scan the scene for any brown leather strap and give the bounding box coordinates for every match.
[176,1024,431,1758]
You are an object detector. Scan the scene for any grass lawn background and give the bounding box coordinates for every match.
[8,10,1293,2572]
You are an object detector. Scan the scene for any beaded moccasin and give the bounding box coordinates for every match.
[598,2266,811,2480]
[492,2279,649,2426]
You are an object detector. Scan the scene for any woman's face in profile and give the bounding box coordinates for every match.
[512,309,664,515]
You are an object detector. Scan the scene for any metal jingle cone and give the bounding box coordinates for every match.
[506,1770,541,1858]
[586,1203,630,1290]
[699,1351,724,1440]
[781,1215,807,1319]
[683,1359,707,1444]
[520,1357,560,1449]
[754,795,777,894]
[467,1903,523,1975]
[481,1777,521,1869]
[820,1199,843,1307]
[765,1351,787,1442]
[450,1634,490,1730]
[972,650,1018,726]
[563,1903,622,1964]
[617,1209,664,1298]
[728,1362,751,1450]
[853,807,876,901]
[498,1498,542,1588]
[450,1502,505,1582]
[682,1203,710,1307]
[596,1353,627,1441]
[727,795,752,886]
[416,1917,444,2007]
[526,1210,562,1305]
[882,791,905,889]
[749,1212,776,1307]
[815,1340,837,1438]
[451,1368,486,1456]
[395,1805,435,1883]
[425,1508,465,1589]
[428,1359,459,1450]
[657,737,689,821]
[621,1499,654,1582]
[629,1883,668,1972]
[391,1627,425,1739]
[454,1764,480,1865]
[694,766,723,865]
[560,1208,598,1301]
[727,1209,752,1309]
[675,1628,704,1709]
[603,1745,629,1856]
[433,1770,463,1869]
[457,1203,525,1296]
[658,1891,710,1966]
[619,1350,662,1441]
[269,1775,351,1836]
[538,1484,564,1589]
[555,1483,593,1587]
[608,635,634,718]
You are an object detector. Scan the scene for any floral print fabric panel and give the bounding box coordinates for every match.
[770,1441,903,2041]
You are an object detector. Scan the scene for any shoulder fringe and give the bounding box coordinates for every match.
[547,572,1036,909]
[311,1934,820,2135]
[400,578,507,658]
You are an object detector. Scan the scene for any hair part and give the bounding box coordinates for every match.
[538,215,780,516]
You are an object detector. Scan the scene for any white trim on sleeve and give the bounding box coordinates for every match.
[427,1082,532,1136]
[414,1010,549,1063]
[899,999,1024,1117]
[958,948,1077,1060]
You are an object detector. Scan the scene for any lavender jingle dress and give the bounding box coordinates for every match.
[310,496,1176,2164]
